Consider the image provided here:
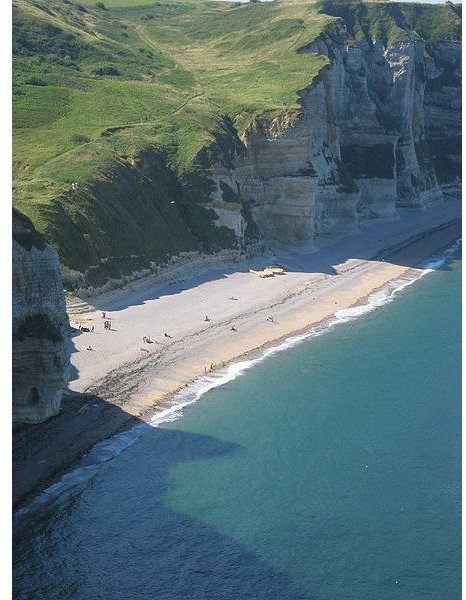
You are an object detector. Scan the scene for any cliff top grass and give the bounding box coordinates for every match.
[13,0,333,222]
[13,0,461,239]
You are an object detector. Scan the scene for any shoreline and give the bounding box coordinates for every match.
[13,203,461,510]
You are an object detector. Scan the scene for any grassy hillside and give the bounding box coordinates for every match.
[12,0,461,286]
[13,0,331,208]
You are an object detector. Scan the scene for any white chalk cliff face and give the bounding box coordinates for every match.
[12,212,70,424]
[208,34,460,250]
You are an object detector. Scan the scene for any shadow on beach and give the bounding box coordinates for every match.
[70,212,461,314]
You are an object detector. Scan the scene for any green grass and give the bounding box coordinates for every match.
[12,0,462,283]
[13,0,332,207]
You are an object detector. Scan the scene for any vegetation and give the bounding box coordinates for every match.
[12,0,461,284]
[14,313,63,343]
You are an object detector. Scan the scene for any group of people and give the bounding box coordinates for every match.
[103,320,111,330]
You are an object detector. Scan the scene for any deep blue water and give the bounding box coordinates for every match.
[13,248,461,599]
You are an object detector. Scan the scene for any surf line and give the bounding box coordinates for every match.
[14,238,461,520]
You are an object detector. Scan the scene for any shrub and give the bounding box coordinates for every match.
[71,133,90,144]
[95,2,107,10]
[91,65,121,76]
[25,76,47,86]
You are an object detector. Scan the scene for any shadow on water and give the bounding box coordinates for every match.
[13,400,313,599]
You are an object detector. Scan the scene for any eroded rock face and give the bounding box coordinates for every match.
[424,41,462,191]
[12,210,69,423]
[208,33,459,250]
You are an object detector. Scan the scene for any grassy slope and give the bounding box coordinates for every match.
[13,0,461,281]
[13,0,330,213]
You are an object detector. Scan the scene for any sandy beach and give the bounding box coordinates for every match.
[13,198,461,507]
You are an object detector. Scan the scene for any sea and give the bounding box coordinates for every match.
[13,240,461,600]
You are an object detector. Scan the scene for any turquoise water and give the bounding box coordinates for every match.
[13,248,461,599]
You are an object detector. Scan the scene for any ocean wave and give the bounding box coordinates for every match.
[15,237,461,520]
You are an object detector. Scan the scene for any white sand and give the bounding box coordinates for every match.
[67,199,460,418]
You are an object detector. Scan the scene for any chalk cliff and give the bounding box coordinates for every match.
[12,210,70,423]
[13,1,461,294]
[209,33,460,252]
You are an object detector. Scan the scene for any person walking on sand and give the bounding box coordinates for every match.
[230,326,237,332]
[204,315,210,322]
[91,325,94,332]
[102,311,106,319]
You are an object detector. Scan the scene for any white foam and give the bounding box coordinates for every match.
[15,238,461,520]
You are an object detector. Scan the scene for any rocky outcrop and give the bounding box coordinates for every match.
[208,27,459,252]
[12,209,69,423]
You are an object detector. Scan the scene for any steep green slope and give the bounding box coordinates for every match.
[13,0,332,282]
[12,0,461,288]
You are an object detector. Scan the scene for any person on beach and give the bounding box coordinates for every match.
[204,315,210,322]
[230,326,237,332]
[229,296,238,301]
[91,325,94,332]
[143,336,147,343]
[102,312,106,319]
[266,315,274,322]
[86,345,93,351]
[164,332,172,338]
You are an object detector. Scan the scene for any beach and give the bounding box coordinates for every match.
[13,198,461,508]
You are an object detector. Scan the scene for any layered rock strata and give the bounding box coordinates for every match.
[209,32,459,252]
[12,210,69,423]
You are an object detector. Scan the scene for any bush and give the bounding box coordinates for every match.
[71,133,90,144]
[91,65,121,76]
[95,2,107,10]
[25,76,47,86]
